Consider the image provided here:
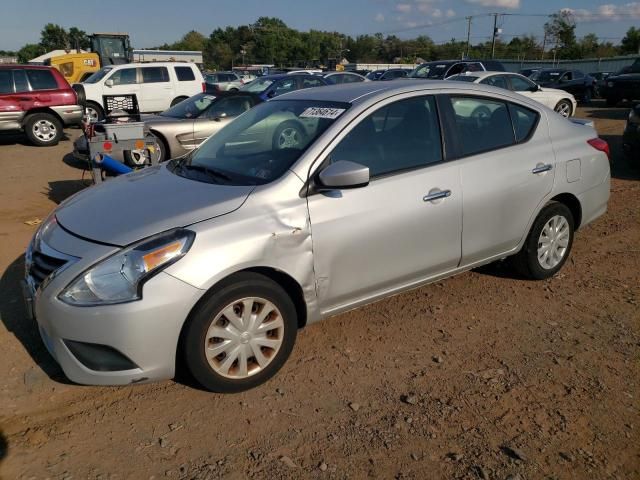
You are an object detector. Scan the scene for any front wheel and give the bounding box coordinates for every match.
[272,121,307,150]
[554,100,573,117]
[513,202,574,280]
[182,272,298,393]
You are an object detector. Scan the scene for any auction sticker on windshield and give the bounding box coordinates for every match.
[300,107,346,119]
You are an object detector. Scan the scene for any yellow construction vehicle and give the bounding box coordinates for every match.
[48,33,132,84]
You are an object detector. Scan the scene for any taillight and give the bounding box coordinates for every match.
[587,138,610,160]
[202,82,206,92]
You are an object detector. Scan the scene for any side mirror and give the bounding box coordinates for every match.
[529,84,540,92]
[105,79,114,87]
[213,112,227,121]
[317,160,369,190]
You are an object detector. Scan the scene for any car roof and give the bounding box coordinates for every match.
[276,79,532,106]
[0,64,54,70]
[110,62,197,69]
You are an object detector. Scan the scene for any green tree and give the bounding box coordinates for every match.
[68,27,90,50]
[579,33,599,58]
[173,30,207,51]
[544,11,578,59]
[17,43,45,63]
[620,27,640,55]
[40,23,69,51]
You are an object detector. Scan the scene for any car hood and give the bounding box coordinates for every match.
[608,73,640,82]
[539,86,574,97]
[55,165,254,246]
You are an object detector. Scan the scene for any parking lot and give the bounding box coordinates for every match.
[0,102,638,479]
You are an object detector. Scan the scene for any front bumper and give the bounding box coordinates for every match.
[623,123,640,158]
[50,104,84,126]
[24,223,204,385]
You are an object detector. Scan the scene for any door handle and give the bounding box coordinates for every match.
[532,163,553,174]
[423,189,451,202]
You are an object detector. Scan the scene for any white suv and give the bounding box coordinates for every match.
[78,62,204,121]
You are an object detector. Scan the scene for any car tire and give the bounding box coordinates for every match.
[85,101,105,123]
[554,100,573,117]
[182,272,298,393]
[272,121,307,150]
[24,112,63,147]
[170,96,188,107]
[513,202,575,280]
[229,88,239,92]
[582,88,592,105]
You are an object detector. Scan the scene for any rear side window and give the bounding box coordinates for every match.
[331,96,442,177]
[449,96,515,156]
[141,67,169,83]
[302,77,324,88]
[509,104,538,142]
[480,75,508,89]
[26,69,57,90]
[0,70,12,93]
[175,66,195,81]
[13,70,29,92]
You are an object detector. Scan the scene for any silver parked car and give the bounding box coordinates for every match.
[204,71,244,92]
[23,81,610,392]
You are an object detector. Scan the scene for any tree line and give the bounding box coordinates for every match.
[9,15,640,69]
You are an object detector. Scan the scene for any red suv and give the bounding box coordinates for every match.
[0,65,83,146]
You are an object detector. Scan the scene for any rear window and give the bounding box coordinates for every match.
[26,69,58,90]
[175,66,195,81]
[0,70,12,93]
[141,67,169,83]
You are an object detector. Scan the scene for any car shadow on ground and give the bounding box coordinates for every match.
[0,256,69,383]
[47,179,89,205]
[0,428,7,465]
[602,134,640,181]
[0,132,74,147]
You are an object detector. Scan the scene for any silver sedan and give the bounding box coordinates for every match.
[24,80,610,392]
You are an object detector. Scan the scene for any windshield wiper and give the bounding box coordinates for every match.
[180,164,233,182]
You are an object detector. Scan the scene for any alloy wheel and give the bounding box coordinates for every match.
[555,102,571,117]
[277,128,302,149]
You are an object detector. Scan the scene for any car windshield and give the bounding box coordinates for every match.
[170,100,350,186]
[532,71,563,82]
[366,71,383,80]
[241,78,275,93]
[409,64,449,79]
[160,93,216,119]
[83,67,113,84]
[449,75,478,82]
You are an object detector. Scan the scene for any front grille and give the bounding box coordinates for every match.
[30,250,68,290]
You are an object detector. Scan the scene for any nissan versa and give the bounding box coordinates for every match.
[23,81,610,392]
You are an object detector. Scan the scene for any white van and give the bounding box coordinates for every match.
[78,62,204,121]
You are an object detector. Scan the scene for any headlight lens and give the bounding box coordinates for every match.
[59,229,195,306]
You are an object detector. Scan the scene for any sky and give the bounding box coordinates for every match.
[1,0,639,51]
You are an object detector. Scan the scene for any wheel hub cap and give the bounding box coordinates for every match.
[33,120,56,141]
[204,297,285,379]
[537,215,570,269]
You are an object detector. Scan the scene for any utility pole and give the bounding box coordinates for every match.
[541,31,547,60]
[490,13,500,59]
[465,16,472,59]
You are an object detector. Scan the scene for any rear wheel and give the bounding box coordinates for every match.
[24,113,63,146]
[182,272,298,393]
[554,100,573,117]
[170,96,188,107]
[123,133,167,167]
[85,101,105,123]
[513,202,574,280]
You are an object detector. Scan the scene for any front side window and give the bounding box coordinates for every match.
[173,100,349,185]
[141,67,169,83]
[26,69,57,90]
[273,78,296,96]
[508,75,536,92]
[330,96,442,178]
[240,77,274,93]
[302,77,324,88]
[161,93,216,118]
[560,72,573,82]
[480,75,508,89]
[175,66,195,81]
[409,63,449,79]
[109,68,137,85]
[0,70,12,93]
[449,96,515,156]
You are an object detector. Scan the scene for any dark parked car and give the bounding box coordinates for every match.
[240,73,328,101]
[589,71,613,98]
[0,65,83,146]
[531,69,595,103]
[623,103,640,158]
[409,59,505,80]
[366,68,411,81]
[601,60,640,107]
[519,68,540,79]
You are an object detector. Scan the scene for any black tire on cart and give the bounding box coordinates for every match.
[85,101,105,123]
[170,96,188,107]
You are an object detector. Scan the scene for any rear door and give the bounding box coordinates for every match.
[443,95,555,265]
[139,66,172,112]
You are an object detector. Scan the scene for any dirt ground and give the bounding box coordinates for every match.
[0,102,638,480]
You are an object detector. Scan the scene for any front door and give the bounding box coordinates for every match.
[307,95,462,313]
[103,66,141,111]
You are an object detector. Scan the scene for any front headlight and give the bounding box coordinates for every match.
[59,229,195,306]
